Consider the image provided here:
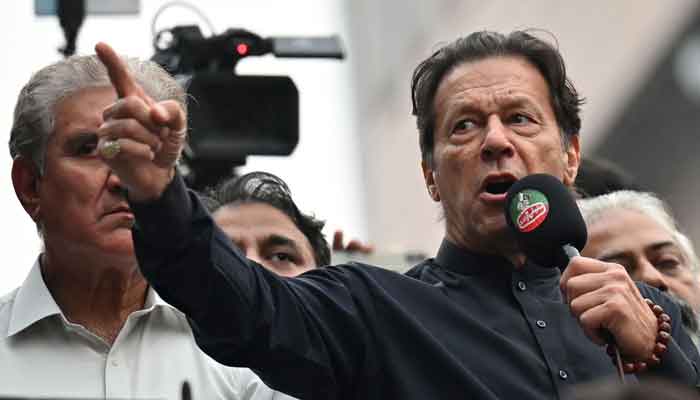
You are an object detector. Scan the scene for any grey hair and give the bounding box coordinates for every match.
[577,190,699,277]
[675,231,700,277]
[9,54,186,174]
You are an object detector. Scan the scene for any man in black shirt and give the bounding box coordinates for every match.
[93,31,700,399]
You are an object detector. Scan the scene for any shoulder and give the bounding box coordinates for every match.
[635,282,675,307]
[404,259,441,281]
[286,262,433,300]
[149,302,193,333]
[297,262,391,280]
[304,262,424,286]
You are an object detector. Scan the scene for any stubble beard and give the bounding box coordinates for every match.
[445,206,521,260]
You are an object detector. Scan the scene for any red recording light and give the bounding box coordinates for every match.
[236,43,249,56]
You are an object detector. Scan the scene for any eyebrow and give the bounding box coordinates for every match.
[442,93,542,122]
[648,241,678,253]
[495,93,539,106]
[63,132,98,149]
[262,234,302,252]
[597,240,677,262]
[597,251,631,263]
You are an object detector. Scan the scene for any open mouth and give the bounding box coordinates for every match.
[483,179,516,195]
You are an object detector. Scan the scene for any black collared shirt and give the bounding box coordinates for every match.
[132,175,700,400]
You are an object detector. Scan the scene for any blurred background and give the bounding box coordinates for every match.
[1,0,699,293]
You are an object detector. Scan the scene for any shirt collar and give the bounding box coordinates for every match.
[7,258,172,337]
[7,259,61,337]
[434,239,560,280]
[434,239,515,276]
[144,284,170,310]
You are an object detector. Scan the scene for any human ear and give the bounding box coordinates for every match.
[12,157,42,221]
[562,134,581,187]
[421,159,440,202]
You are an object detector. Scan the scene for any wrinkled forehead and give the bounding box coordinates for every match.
[213,202,311,245]
[433,56,553,117]
[54,84,116,112]
[50,86,117,140]
[588,208,678,254]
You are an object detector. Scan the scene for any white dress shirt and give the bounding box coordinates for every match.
[0,260,294,399]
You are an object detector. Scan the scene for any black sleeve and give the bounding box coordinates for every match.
[130,174,373,400]
[636,284,700,389]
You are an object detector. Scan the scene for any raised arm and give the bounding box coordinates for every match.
[94,42,372,399]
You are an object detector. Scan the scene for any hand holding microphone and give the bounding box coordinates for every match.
[505,174,660,375]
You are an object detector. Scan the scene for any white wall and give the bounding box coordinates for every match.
[0,1,365,295]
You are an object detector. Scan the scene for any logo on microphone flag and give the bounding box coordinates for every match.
[510,189,549,233]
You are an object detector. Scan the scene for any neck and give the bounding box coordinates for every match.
[41,247,148,345]
[445,226,526,268]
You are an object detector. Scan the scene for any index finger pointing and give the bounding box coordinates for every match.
[95,42,148,102]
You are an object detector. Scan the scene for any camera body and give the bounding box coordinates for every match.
[152,25,344,189]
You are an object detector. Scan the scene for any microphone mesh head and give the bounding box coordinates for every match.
[504,174,587,268]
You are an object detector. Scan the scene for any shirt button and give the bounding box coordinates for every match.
[536,320,547,328]
[559,369,568,380]
[517,281,527,291]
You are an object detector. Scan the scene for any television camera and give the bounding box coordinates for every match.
[151,25,345,189]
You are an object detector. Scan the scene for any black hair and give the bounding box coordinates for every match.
[411,30,584,165]
[206,171,331,267]
[574,157,641,198]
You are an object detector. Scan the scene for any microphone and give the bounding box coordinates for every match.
[504,174,627,381]
[504,173,587,269]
